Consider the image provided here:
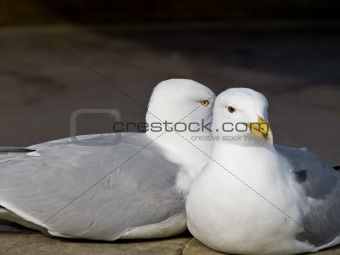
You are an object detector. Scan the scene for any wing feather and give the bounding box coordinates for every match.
[275,145,340,248]
[0,133,185,240]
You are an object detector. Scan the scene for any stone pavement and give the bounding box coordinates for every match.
[0,23,339,254]
[0,231,339,255]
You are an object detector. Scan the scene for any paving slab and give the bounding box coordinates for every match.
[184,238,340,255]
[0,232,192,255]
[0,231,339,255]
[182,238,224,255]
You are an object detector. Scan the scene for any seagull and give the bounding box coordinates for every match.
[0,79,215,240]
[186,88,340,254]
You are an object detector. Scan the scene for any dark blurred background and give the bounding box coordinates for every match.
[0,1,339,163]
[1,0,340,24]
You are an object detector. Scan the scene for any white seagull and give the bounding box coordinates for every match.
[0,79,215,240]
[186,88,340,254]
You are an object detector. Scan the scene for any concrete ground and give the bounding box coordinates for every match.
[0,23,339,254]
[0,228,215,255]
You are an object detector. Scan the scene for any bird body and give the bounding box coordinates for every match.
[187,88,340,254]
[0,79,215,240]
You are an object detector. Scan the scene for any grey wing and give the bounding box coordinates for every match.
[0,133,185,240]
[28,133,119,150]
[1,133,132,152]
[275,144,340,248]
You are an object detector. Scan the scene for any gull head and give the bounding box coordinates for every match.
[212,88,273,146]
[146,79,215,136]
[146,79,216,193]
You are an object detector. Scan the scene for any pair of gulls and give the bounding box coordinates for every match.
[0,79,339,254]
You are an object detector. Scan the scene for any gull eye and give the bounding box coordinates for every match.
[228,106,236,113]
[200,99,210,107]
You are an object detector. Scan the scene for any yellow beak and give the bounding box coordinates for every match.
[247,117,273,144]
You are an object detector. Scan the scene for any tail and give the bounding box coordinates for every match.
[0,147,35,153]
[333,166,340,171]
[0,207,44,233]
